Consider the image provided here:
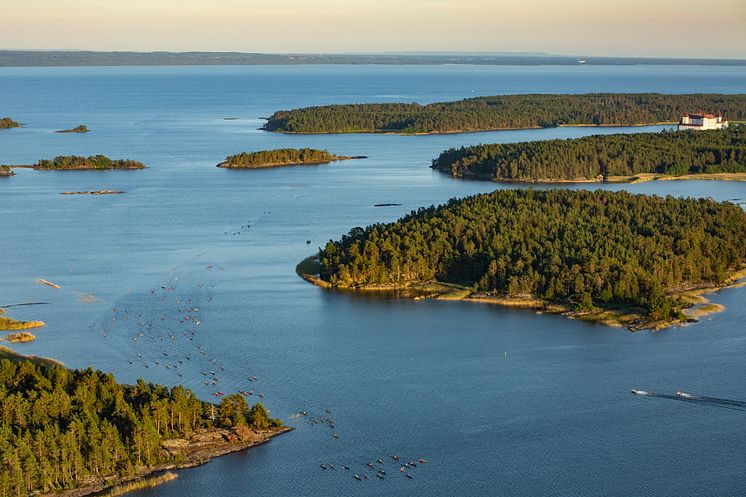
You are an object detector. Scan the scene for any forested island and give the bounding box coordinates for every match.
[263,93,746,134]
[0,117,20,129]
[0,351,286,496]
[218,148,364,168]
[55,125,89,133]
[34,155,144,170]
[302,189,746,330]
[432,126,746,182]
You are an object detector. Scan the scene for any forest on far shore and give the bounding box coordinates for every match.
[263,93,746,134]
[431,126,746,181]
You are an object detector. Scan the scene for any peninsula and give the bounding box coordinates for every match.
[5,155,146,170]
[300,189,746,330]
[55,124,89,133]
[263,93,746,134]
[0,117,20,129]
[0,350,287,497]
[431,126,746,182]
[0,308,45,331]
[217,148,365,168]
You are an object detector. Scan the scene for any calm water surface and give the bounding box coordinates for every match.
[1,65,746,497]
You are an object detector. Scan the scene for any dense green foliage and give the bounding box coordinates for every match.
[432,126,746,181]
[0,166,12,177]
[319,190,746,319]
[0,360,280,495]
[264,93,746,134]
[35,155,144,170]
[222,148,337,167]
[0,118,19,129]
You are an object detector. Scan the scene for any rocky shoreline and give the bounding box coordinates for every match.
[42,426,290,497]
[297,256,745,331]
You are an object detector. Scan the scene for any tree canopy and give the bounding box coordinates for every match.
[432,126,746,181]
[35,155,144,170]
[263,93,746,134]
[221,148,338,168]
[0,359,281,495]
[318,189,746,320]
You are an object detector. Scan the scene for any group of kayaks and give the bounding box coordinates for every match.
[321,455,428,481]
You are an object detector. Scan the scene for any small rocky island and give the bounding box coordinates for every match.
[300,189,746,331]
[33,155,144,170]
[55,124,89,133]
[217,148,365,168]
[0,166,13,177]
[0,117,20,129]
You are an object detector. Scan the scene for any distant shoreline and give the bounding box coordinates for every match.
[1,51,745,67]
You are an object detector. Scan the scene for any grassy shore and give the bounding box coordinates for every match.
[619,172,746,183]
[97,472,177,497]
[0,346,62,367]
[458,172,746,185]
[298,255,745,331]
[0,309,45,331]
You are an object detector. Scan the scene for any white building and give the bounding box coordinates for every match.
[678,113,729,131]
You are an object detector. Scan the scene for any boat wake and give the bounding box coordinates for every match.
[632,389,746,411]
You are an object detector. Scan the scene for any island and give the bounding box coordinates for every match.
[263,93,746,134]
[0,349,287,497]
[55,124,89,133]
[0,166,13,177]
[299,189,746,330]
[431,126,746,183]
[2,331,36,343]
[217,148,365,168]
[0,117,20,129]
[0,308,44,331]
[60,190,127,195]
[33,155,144,170]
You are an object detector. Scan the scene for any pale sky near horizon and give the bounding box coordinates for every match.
[1,0,744,58]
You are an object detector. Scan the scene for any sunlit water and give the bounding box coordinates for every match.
[1,65,746,497]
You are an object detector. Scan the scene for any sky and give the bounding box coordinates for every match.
[1,0,744,59]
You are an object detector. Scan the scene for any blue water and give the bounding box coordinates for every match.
[1,65,746,497]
